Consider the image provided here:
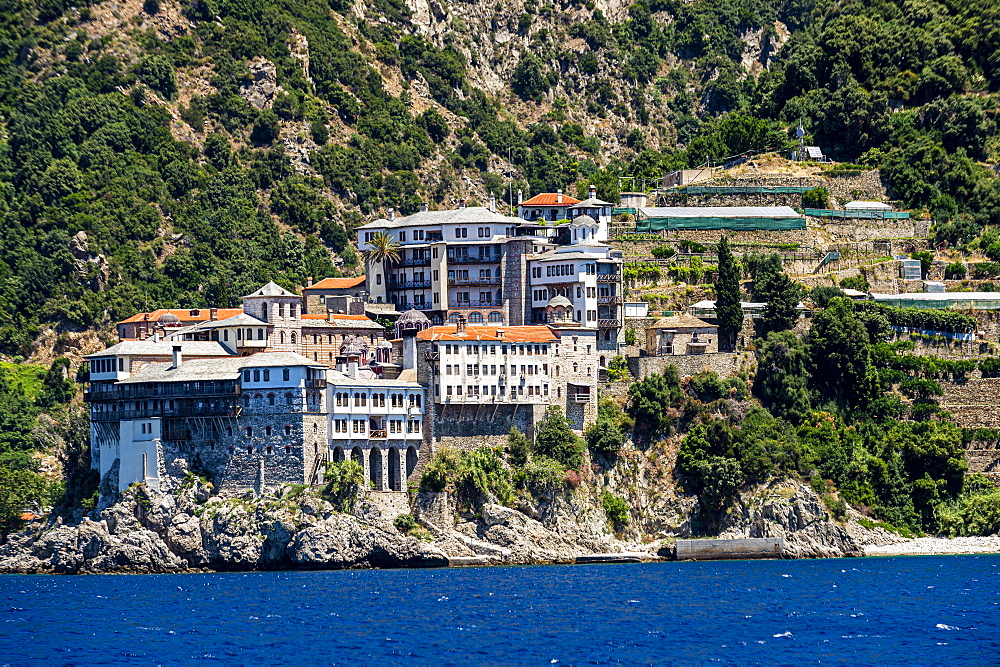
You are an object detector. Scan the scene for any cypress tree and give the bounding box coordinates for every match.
[715,236,742,350]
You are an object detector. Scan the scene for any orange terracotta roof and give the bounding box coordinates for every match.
[300,313,373,321]
[117,308,244,325]
[519,193,581,207]
[417,325,559,343]
[307,276,366,290]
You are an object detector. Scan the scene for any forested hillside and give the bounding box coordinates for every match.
[0,0,998,354]
[1,0,1000,530]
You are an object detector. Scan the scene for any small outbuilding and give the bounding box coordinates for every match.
[645,314,719,356]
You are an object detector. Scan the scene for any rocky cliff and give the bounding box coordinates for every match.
[0,476,898,574]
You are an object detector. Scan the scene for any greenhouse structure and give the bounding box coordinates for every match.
[636,206,805,231]
[871,292,1000,310]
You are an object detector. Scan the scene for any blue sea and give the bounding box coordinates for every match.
[1,556,998,664]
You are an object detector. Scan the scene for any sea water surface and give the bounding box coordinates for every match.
[1,555,999,664]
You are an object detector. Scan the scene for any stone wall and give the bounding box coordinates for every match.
[810,217,924,242]
[825,170,888,202]
[628,352,740,379]
[939,378,1000,429]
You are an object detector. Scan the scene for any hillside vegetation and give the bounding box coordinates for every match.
[1,0,1000,534]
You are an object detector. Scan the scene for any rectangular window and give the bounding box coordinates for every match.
[466,364,473,375]
[456,386,463,395]
[447,386,453,396]
[243,370,250,382]
[253,369,260,382]
[282,368,290,381]
[399,232,406,242]
[263,369,270,382]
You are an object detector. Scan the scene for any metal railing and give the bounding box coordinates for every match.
[394,302,435,311]
[448,277,501,286]
[448,300,499,308]
[401,257,431,266]
[370,429,388,439]
[597,274,621,282]
[448,256,501,264]
[305,379,327,388]
[389,280,431,289]
[597,296,620,304]
[598,319,621,327]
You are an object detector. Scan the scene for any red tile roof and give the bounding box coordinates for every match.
[417,325,559,343]
[117,308,244,325]
[307,276,366,290]
[519,193,581,207]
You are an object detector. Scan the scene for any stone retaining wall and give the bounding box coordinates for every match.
[939,378,1000,429]
[628,353,740,379]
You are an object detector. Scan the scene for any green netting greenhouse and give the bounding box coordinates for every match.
[872,293,1000,310]
[636,206,806,231]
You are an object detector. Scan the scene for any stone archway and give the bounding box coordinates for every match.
[333,447,345,463]
[406,446,419,480]
[388,447,401,491]
[369,447,383,490]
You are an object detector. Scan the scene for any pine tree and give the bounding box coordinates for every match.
[715,236,742,350]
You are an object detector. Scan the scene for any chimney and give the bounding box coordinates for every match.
[209,307,218,321]
[419,201,428,212]
[456,316,467,336]
[496,328,505,339]
[348,361,359,379]
[152,330,160,343]
[489,193,496,213]
[557,189,563,204]
[307,277,313,287]
[402,332,417,371]
[589,184,597,199]
[387,208,395,221]
[517,189,523,205]
[458,199,466,210]
[171,345,182,369]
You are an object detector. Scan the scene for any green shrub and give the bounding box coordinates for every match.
[944,261,967,279]
[979,357,1000,378]
[512,456,564,493]
[802,186,830,208]
[601,491,629,528]
[393,513,417,532]
[419,448,462,492]
[506,427,531,466]
[322,460,365,511]
[534,406,585,470]
[650,245,675,259]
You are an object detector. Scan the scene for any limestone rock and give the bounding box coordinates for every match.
[719,483,863,558]
[239,57,280,110]
[290,514,448,568]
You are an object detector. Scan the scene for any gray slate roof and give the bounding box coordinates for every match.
[571,197,614,207]
[84,339,231,359]
[243,281,298,298]
[357,207,521,230]
[119,351,324,383]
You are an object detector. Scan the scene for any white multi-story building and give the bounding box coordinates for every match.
[357,199,623,357]
[516,186,614,242]
[327,366,424,492]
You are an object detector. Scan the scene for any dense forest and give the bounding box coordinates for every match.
[1,0,999,532]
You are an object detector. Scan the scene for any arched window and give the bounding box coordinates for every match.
[468,312,483,323]
[265,426,272,437]
[554,366,560,377]
[285,444,291,454]
[242,394,250,407]
[488,311,503,323]
[262,303,268,320]
[258,328,265,340]
[313,423,319,432]
[573,363,578,373]
[246,426,253,438]
[284,424,292,436]
[247,445,253,454]
[253,393,263,406]
[449,313,462,323]
[291,332,297,344]
[266,445,272,455]
[285,393,293,405]
[280,331,285,344]
[267,393,275,406]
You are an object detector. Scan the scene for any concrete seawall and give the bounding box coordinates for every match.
[675,537,785,560]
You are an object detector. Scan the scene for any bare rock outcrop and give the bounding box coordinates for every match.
[719,483,864,558]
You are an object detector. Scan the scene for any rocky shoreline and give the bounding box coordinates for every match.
[0,481,994,575]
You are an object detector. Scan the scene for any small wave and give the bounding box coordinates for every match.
[781,574,792,578]
[773,632,793,638]
[936,624,960,631]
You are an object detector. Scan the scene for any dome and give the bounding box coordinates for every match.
[546,295,572,308]
[377,340,393,349]
[397,309,431,328]
[572,214,596,225]
[157,313,181,324]
[340,335,364,355]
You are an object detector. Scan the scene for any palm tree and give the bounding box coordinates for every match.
[363,230,401,304]
[363,230,401,267]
